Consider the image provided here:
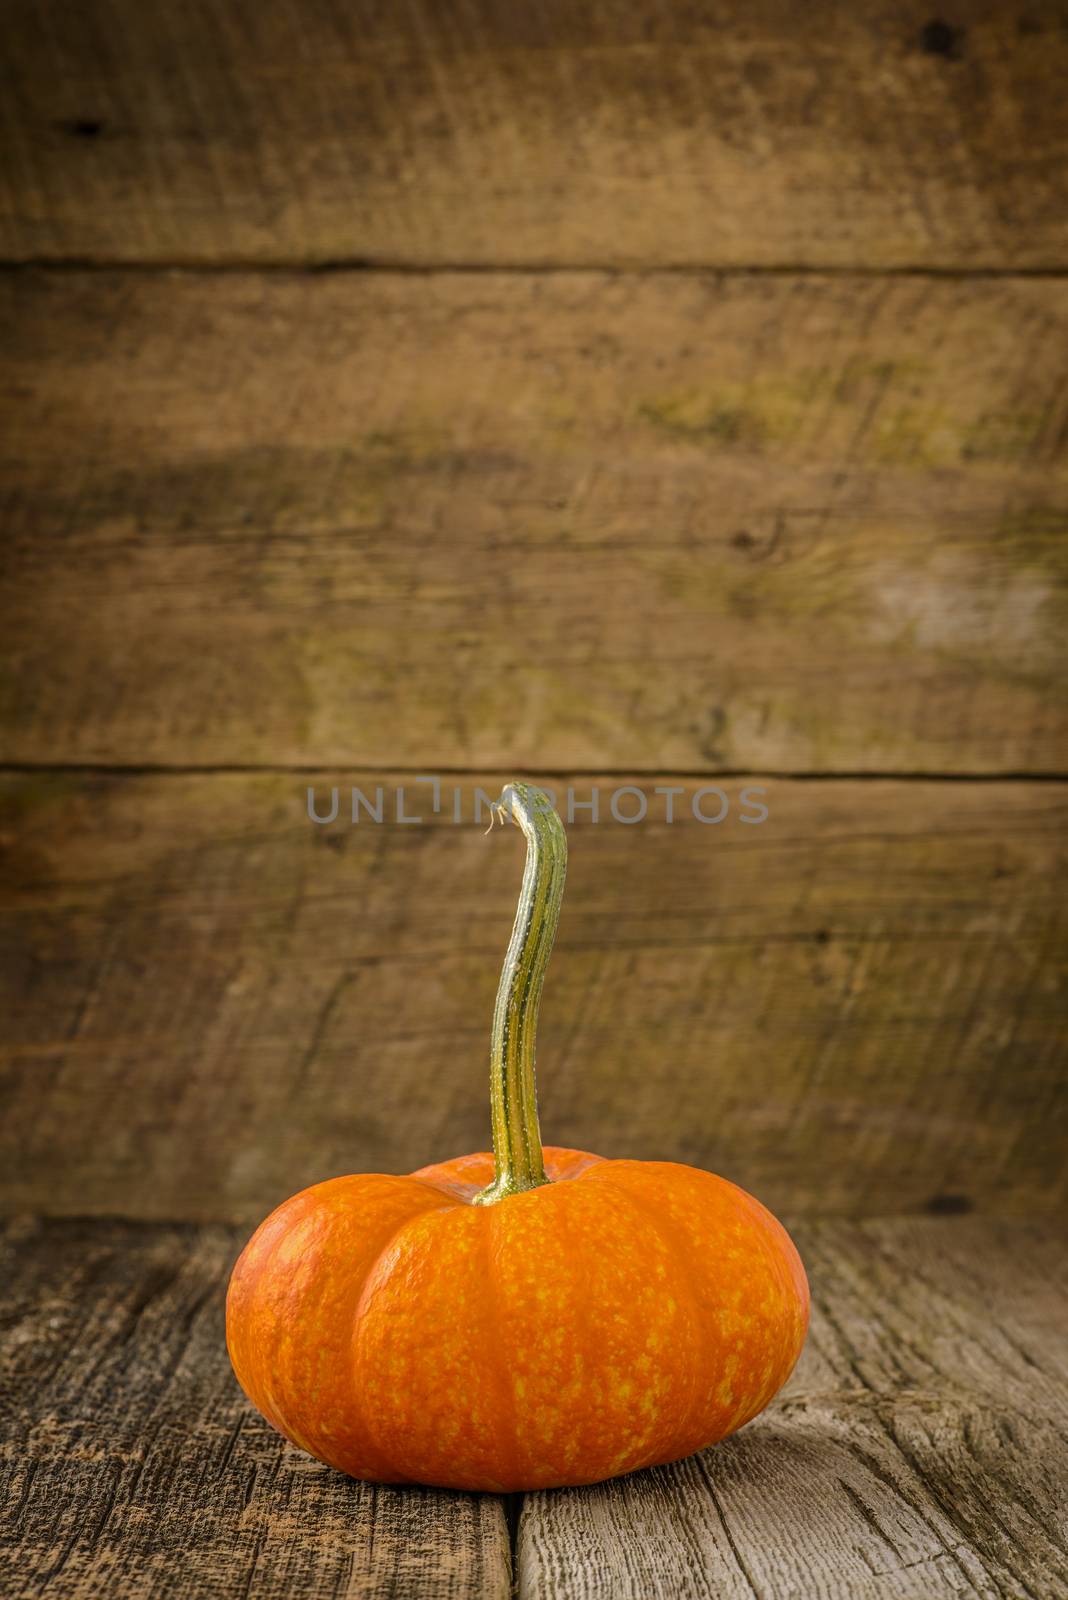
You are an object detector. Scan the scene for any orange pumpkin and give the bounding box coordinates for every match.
[227,783,808,1491]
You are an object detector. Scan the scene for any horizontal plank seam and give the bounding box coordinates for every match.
[4,259,1068,281]
[2,1208,1058,1227]
[2,763,1067,783]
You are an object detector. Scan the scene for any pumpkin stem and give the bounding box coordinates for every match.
[472,781,567,1205]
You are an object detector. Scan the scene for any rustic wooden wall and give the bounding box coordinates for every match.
[2,0,1067,268]
[0,0,1065,1225]
[2,771,1065,1222]
[4,271,1067,774]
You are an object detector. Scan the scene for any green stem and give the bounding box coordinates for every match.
[473,782,567,1205]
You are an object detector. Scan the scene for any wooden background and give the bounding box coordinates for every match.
[1,0,1066,1228]
[2,3,1068,1597]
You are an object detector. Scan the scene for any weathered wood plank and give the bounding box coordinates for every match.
[1,2,1067,268]
[4,1218,1063,1598]
[1,771,1064,1222]
[518,1216,1068,1599]
[0,1216,512,1600]
[2,270,1067,773]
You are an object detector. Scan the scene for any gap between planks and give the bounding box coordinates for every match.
[4,260,1068,279]
[3,764,1068,783]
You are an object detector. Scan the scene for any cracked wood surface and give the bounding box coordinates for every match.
[0,1216,512,1600]
[2,269,1067,774]
[1,1,1067,269]
[1,771,1065,1222]
[1,1215,1064,1598]
[519,1215,1068,1598]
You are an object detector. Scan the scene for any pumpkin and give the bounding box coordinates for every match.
[227,782,808,1491]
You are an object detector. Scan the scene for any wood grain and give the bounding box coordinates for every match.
[0,1215,512,1600]
[1,770,1064,1223]
[519,1215,1068,1599]
[1,2,1066,268]
[2,270,1067,773]
[3,1216,1064,1597]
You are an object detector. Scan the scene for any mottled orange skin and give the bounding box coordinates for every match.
[226,1147,809,1492]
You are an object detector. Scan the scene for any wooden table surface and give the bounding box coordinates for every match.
[3,1214,1066,1599]
[2,1,1066,1594]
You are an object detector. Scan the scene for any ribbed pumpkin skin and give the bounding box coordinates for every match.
[226,1146,809,1492]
